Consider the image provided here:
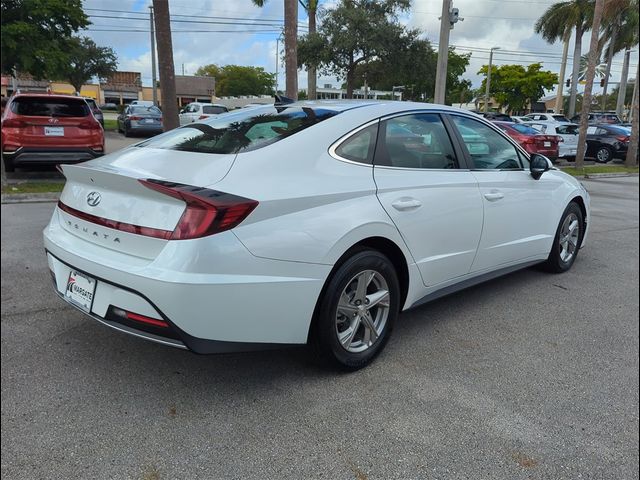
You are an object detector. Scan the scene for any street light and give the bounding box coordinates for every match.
[484,46,500,113]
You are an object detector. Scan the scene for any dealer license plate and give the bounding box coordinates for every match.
[543,141,551,147]
[44,126,64,136]
[65,270,96,313]
[144,118,154,124]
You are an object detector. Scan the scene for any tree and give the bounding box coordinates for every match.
[252,0,298,99]
[153,0,179,131]
[575,0,605,168]
[195,64,275,96]
[299,0,320,99]
[625,63,639,167]
[0,0,89,78]
[535,0,594,118]
[57,37,117,93]
[477,63,558,114]
[297,0,411,98]
[600,0,638,111]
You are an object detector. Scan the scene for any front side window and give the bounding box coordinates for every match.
[375,114,457,169]
[137,106,338,154]
[451,115,522,170]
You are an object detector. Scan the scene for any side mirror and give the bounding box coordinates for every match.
[179,109,185,114]
[530,154,551,180]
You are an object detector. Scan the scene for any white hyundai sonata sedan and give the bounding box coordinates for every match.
[44,101,590,369]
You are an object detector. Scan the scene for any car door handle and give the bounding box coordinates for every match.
[483,191,504,202]
[391,198,422,211]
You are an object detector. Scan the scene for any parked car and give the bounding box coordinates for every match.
[585,124,630,162]
[527,122,584,160]
[83,98,104,127]
[45,102,589,369]
[1,93,104,172]
[525,113,570,123]
[117,104,163,137]
[480,112,513,122]
[179,102,229,125]
[492,121,561,161]
[570,112,622,124]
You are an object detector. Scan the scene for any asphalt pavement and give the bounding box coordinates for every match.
[1,177,638,480]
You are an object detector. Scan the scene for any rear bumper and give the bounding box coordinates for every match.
[3,147,103,166]
[43,207,331,352]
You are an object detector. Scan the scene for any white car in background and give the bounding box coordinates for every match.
[528,121,585,160]
[525,113,571,123]
[511,116,531,124]
[44,101,590,369]
[179,102,229,125]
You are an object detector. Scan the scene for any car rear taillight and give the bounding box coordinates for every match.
[198,115,208,120]
[2,118,26,128]
[522,136,536,145]
[129,116,142,121]
[111,307,169,328]
[615,135,630,142]
[139,179,259,240]
[77,118,101,130]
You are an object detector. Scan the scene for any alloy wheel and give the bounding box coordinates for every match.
[559,213,580,263]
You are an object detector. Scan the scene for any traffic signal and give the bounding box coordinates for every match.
[566,79,571,87]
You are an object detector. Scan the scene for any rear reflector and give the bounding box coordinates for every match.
[112,307,169,328]
[139,179,258,240]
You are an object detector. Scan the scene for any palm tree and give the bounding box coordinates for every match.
[299,0,319,100]
[578,53,607,80]
[599,0,639,110]
[252,0,298,99]
[535,0,594,117]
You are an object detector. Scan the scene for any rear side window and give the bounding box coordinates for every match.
[375,114,457,169]
[203,106,228,115]
[11,97,90,117]
[334,124,378,164]
[138,106,338,154]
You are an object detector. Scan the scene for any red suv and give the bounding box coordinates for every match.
[1,94,104,172]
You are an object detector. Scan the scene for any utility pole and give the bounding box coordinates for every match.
[625,62,638,166]
[484,47,500,113]
[616,48,632,118]
[149,6,158,106]
[555,38,569,113]
[434,0,452,104]
[153,0,179,130]
[284,0,298,99]
[275,37,279,94]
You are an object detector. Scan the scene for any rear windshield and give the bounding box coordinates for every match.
[203,105,227,115]
[138,106,339,154]
[10,97,90,117]
[604,125,629,135]
[131,106,162,115]
[510,124,540,135]
[552,115,569,122]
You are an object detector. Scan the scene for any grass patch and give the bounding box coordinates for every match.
[103,119,118,131]
[2,182,64,194]
[561,165,639,176]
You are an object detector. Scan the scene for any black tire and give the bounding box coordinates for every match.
[3,156,15,173]
[310,249,400,370]
[543,202,584,273]
[123,125,130,137]
[595,146,612,163]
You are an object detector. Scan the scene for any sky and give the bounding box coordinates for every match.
[81,0,639,95]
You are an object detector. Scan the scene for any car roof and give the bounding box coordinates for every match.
[279,100,490,115]
[11,93,87,100]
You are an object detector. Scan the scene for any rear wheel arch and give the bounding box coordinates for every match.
[307,236,410,343]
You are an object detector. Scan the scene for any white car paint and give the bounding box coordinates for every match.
[179,102,229,125]
[43,101,590,355]
[525,113,571,123]
[528,122,586,158]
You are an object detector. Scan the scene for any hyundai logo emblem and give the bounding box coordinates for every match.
[86,191,102,207]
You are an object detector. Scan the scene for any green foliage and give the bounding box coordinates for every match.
[297,0,412,97]
[195,64,276,96]
[478,63,558,113]
[58,37,117,92]
[0,0,90,78]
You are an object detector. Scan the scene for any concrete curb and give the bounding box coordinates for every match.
[1,192,60,204]
[578,173,639,179]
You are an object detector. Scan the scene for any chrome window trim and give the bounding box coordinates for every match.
[328,119,379,166]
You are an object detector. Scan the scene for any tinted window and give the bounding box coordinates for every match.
[374,114,457,169]
[11,97,90,117]
[604,125,628,135]
[131,106,162,115]
[452,116,522,169]
[138,106,338,154]
[203,106,228,115]
[556,125,578,135]
[511,124,541,135]
[335,124,378,164]
[553,115,570,122]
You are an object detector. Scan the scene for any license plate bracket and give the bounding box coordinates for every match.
[65,270,96,313]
